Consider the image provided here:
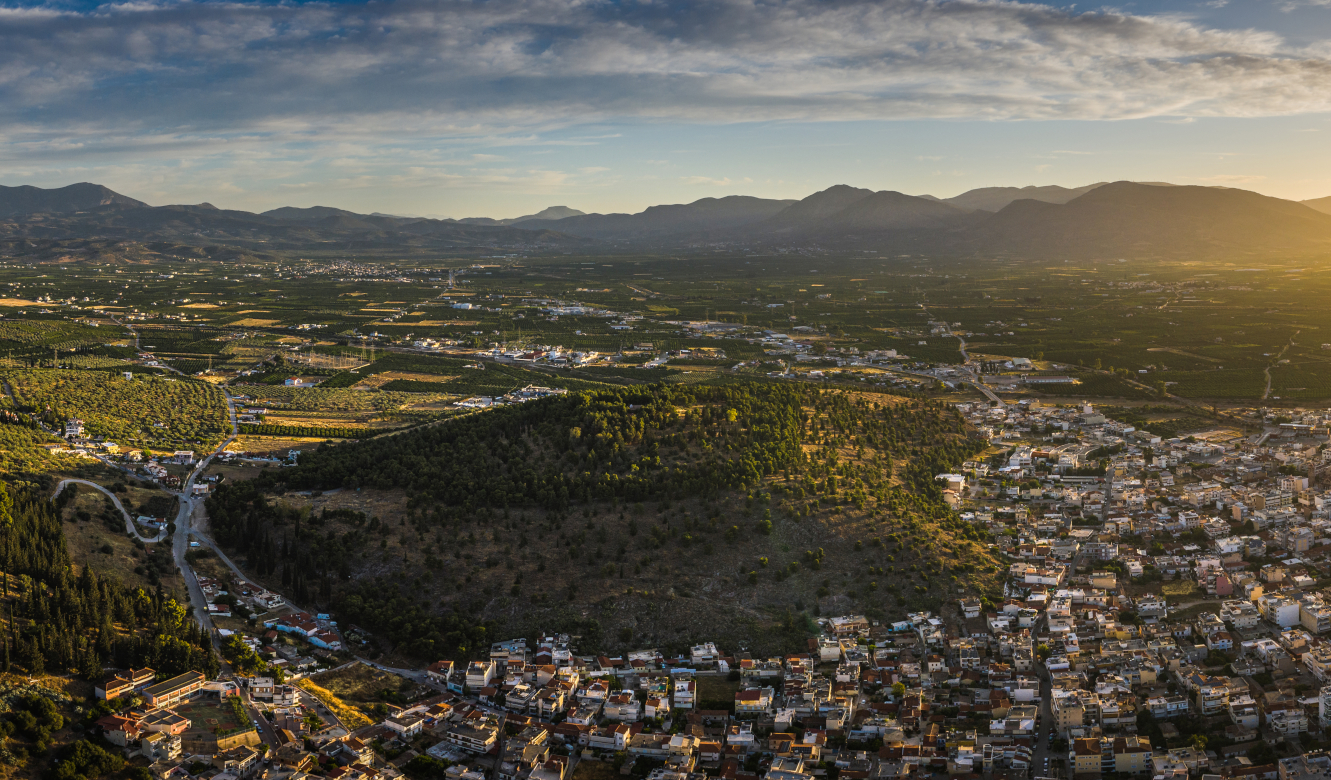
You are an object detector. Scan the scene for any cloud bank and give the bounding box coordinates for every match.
[1,0,1330,206]
[3,0,1331,130]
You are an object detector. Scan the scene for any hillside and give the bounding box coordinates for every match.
[972,181,1331,257]
[204,383,1000,660]
[516,195,795,239]
[0,200,588,253]
[940,183,1107,212]
[1304,195,1331,216]
[0,183,145,217]
[459,206,587,226]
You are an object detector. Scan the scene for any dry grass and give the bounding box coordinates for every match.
[225,436,337,456]
[572,762,622,780]
[346,371,456,390]
[61,489,185,598]
[230,318,281,327]
[311,662,414,705]
[261,410,402,429]
[1162,581,1201,598]
[295,677,373,730]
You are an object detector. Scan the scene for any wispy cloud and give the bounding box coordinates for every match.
[2,0,1331,205]
[2,0,1330,136]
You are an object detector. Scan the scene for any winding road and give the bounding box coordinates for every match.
[53,478,169,544]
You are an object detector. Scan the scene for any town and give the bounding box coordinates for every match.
[66,390,1331,780]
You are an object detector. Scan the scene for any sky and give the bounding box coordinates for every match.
[3,0,1331,219]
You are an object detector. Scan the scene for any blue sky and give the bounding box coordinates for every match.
[3,0,1331,218]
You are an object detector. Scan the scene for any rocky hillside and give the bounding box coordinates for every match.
[205,383,1002,659]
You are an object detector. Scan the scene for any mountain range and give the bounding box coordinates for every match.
[4,180,1331,259]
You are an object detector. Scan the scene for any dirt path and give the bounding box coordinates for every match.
[1263,330,1299,400]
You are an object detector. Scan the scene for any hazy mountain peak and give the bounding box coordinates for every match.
[511,206,585,223]
[943,182,1107,212]
[261,205,364,222]
[0,182,146,217]
[1303,195,1331,216]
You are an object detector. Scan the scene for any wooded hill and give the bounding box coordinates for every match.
[206,384,1003,659]
[0,481,218,678]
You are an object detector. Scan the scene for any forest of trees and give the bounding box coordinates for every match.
[205,482,496,660]
[270,383,819,509]
[0,483,218,680]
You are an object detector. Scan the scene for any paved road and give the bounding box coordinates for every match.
[908,306,1001,403]
[172,386,238,622]
[53,478,168,543]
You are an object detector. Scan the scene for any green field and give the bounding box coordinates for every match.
[0,254,1320,416]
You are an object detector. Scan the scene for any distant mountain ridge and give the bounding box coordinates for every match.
[0,183,146,217]
[458,206,587,226]
[515,196,797,240]
[6,180,1331,259]
[971,181,1331,256]
[939,183,1107,212]
[759,187,974,235]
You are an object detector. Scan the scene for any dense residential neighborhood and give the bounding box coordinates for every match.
[78,397,1331,780]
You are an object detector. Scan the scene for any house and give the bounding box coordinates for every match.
[466,660,497,690]
[141,732,183,762]
[604,692,641,722]
[444,722,500,754]
[587,724,631,752]
[735,687,775,714]
[427,660,454,684]
[385,715,424,738]
[672,679,695,710]
[690,643,721,667]
[96,715,142,746]
[213,746,260,777]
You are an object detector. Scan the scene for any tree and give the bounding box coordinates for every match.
[1248,742,1276,764]
[890,682,906,699]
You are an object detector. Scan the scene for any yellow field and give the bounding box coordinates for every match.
[0,298,41,306]
[295,678,372,730]
[229,318,281,326]
[349,371,456,389]
[180,303,219,309]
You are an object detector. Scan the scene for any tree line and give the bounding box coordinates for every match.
[1,483,218,680]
